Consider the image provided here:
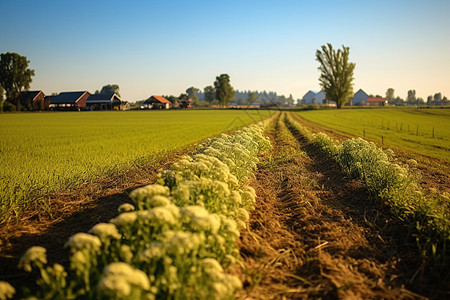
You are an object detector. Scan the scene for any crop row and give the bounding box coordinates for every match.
[285,113,449,264]
[1,122,272,300]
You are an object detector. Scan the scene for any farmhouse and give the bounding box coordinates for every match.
[20,90,48,110]
[301,90,334,105]
[351,89,369,105]
[50,91,90,111]
[86,92,122,110]
[366,97,388,106]
[142,95,171,109]
[301,90,317,104]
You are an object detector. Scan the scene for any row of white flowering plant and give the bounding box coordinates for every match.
[285,113,449,264]
[3,122,272,300]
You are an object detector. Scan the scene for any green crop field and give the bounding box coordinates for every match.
[297,108,450,162]
[0,110,271,222]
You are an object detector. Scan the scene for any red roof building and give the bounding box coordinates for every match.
[366,97,387,106]
[142,95,171,109]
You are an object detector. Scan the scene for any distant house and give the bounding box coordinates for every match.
[142,96,171,109]
[50,91,90,110]
[86,92,122,110]
[20,90,48,110]
[351,89,369,105]
[366,97,387,106]
[301,90,317,104]
[301,90,334,105]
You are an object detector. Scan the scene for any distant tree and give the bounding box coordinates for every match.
[163,95,179,108]
[277,95,287,105]
[316,43,355,108]
[287,94,295,105]
[95,90,100,94]
[204,85,215,103]
[427,95,433,105]
[394,96,404,105]
[178,93,190,108]
[186,87,200,104]
[214,74,235,107]
[100,84,120,96]
[0,52,35,109]
[386,88,395,102]
[247,92,258,104]
[434,93,442,103]
[406,90,416,105]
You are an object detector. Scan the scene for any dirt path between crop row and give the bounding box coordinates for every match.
[236,114,448,299]
[0,149,190,291]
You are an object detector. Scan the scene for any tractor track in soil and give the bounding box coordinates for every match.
[236,113,447,299]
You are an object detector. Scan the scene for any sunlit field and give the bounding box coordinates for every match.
[0,110,271,222]
[297,108,450,161]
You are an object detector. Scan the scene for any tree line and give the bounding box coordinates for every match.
[385,88,448,106]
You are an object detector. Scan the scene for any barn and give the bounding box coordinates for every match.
[142,96,171,109]
[86,93,122,110]
[20,90,48,110]
[50,91,90,111]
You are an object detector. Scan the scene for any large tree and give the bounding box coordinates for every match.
[406,89,417,105]
[203,85,215,103]
[214,74,235,107]
[0,52,35,109]
[100,84,120,96]
[386,88,395,102]
[315,44,355,108]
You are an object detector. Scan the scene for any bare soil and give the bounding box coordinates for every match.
[236,114,448,299]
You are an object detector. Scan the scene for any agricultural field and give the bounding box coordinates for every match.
[1,110,449,299]
[0,110,271,223]
[297,108,450,162]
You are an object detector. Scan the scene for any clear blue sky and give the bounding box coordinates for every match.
[1,0,449,102]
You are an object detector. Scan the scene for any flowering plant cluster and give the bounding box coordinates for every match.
[286,114,449,261]
[11,123,271,300]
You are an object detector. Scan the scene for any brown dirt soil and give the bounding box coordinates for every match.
[236,114,448,299]
[0,149,189,293]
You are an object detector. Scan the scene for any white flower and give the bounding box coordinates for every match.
[129,184,170,207]
[101,262,150,291]
[118,203,135,213]
[98,274,132,297]
[147,195,172,208]
[138,207,178,225]
[18,246,47,272]
[201,258,223,273]
[236,208,249,222]
[110,211,138,227]
[0,281,15,300]
[88,223,121,240]
[64,233,101,252]
[120,245,133,263]
[139,242,164,262]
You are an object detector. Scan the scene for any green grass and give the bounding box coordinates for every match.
[0,110,272,222]
[297,108,450,162]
